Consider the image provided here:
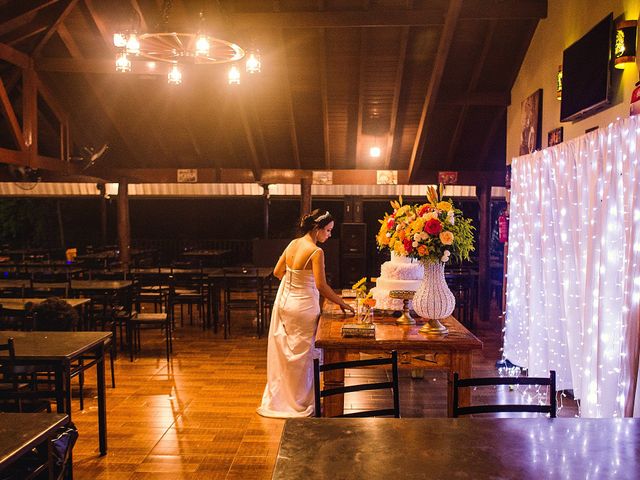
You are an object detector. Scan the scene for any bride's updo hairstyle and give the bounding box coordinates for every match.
[299,209,334,235]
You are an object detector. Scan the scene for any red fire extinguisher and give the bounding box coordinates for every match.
[498,209,509,243]
[631,81,640,116]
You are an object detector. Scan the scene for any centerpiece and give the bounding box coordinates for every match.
[375,185,474,334]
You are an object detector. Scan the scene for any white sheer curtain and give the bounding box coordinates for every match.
[504,115,640,417]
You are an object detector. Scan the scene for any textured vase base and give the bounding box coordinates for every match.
[418,318,449,335]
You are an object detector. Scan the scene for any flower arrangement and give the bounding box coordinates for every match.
[351,277,376,321]
[375,185,475,264]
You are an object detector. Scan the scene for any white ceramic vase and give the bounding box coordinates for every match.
[412,262,454,333]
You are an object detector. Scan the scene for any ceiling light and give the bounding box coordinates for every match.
[113,1,260,85]
[115,52,131,73]
[246,51,261,74]
[168,64,182,85]
[370,146,382,158]
[228,65,241,85]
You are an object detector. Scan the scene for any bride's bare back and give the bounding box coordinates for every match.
[285,238,320,270]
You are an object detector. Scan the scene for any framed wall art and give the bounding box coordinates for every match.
[547,127,563,147]
[519,88,543,155]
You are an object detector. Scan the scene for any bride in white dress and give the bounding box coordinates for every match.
[257,209,355,418]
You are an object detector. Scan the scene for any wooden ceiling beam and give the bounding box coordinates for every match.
[385,26,409,170]
[22,66,38,166]
[0,77,26,151]
[0,0,60,37]
[0,146,81,172]
[32,0,81,57]
[460,0,547,20]
[234,95,263,181]
[437,91,510,107]
[445,20,496,169]
[278,30,301,169]
[407,0,462,182]
[319,28,330,169]
[354,29,366,169]
[6,25,47,46]
[0,42,30,68]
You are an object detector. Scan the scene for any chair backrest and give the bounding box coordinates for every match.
[0,337,18,388]
[453,370,557,417]
[223,267,259,295]
[313,351,400,418]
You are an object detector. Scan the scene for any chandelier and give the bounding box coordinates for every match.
[113,2,261,85]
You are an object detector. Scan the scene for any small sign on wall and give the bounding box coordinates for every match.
[377,170,397,185]
[438,171,458,185]
[312,171,333,184]
[177,169,198,183]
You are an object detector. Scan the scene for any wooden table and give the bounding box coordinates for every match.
[0,413,69,475]
[273,417,640,479]
[315,309,482,417]
[0,297,92,330]
[0,331,111,455]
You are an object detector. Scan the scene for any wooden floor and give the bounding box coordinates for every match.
[70,307,577,479]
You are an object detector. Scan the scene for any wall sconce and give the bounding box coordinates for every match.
[614,19,637,69]
[556,65,562,100]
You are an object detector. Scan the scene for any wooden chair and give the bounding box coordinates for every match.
[127,312,172,362]
[222,267,262,338]
[168,269,207,329]
[313,351,400,418]
[453,370,557,417]
[0,337,52,413]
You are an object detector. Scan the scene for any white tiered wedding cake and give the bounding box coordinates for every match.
[371,252,424,311]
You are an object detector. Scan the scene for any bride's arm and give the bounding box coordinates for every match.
[273,251,287,280]
[311,250,354,313]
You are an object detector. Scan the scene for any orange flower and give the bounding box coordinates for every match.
[417,245,428,256]
[363,297,376,308]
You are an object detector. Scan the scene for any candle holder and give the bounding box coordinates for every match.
[389,290,415,325]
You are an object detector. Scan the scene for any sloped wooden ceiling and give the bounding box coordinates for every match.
[0,0,546,184]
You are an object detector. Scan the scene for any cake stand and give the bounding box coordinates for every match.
[389,290,415,325]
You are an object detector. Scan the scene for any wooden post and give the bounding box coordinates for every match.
[476,182,491,323]
[117,181,131,267]
[300,177,312,216]
[97,184,108,246]
[262,184,270,239]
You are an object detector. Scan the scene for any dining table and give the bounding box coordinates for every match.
[0,413,69,475]
[315,306,482,417]
[0,297,92,330]
[0,330,111,455]
[272,417,640,479]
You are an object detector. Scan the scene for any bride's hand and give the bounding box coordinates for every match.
[340,303,355,315]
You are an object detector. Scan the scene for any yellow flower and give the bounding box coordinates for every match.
[352,277,367,290]
[439,231,454,245]
[436,201,452,212]
[394,242,405,255]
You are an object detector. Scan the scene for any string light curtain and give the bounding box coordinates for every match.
[504,115,640,418]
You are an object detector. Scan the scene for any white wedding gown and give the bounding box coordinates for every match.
[257,261,320,418]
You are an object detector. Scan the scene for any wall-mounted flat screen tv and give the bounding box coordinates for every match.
[560,13,613,122]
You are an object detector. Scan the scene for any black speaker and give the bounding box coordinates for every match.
[340,223,367,256]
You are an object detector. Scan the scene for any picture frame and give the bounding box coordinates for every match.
[519,89,543,155]
[547,127,563,147]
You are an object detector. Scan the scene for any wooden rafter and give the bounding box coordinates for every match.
[354,29,366,169]
[438,91,509,106]
[6,25,47,46]
[384,26,409,170]
[234,95,263,181]
[0,0,60,37]
[32,0,80,57]
[445,20,496,169]
[0,77,26,151]
[0,42,30,68]
[22,66,38,166]
[278,29,301,169]
[407,0,462,182]
[228,2,545,29]
[319,28,330,169]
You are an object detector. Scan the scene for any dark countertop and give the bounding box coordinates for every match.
[272,418,640,480]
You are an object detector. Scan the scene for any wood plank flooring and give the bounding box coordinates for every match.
[70,309,577,479]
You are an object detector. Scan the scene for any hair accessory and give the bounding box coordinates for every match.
[314,211,330,223]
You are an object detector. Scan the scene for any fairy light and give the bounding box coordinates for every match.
[503,115,640,418]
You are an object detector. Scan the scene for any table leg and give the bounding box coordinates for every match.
[54,365,67,416]
[97,343,108,455]
[64,362,72,418]
[321,350,345,417]
[448,351,473,417]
